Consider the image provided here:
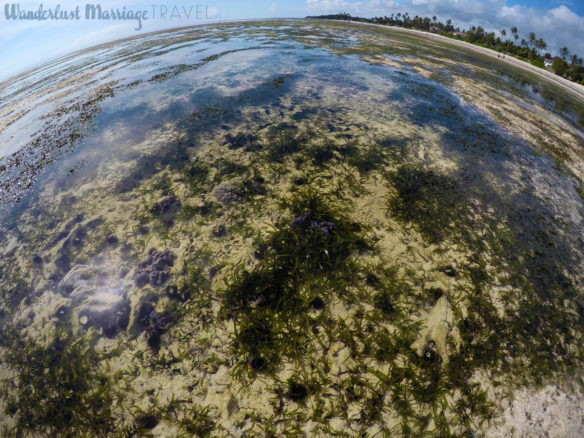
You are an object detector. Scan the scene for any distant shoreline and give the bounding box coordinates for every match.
[323,19,584,102]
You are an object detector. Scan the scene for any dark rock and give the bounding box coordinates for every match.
[291,213,335,236]
[208,267,219,280]
[55,305,70,320]
[59,283,74,296]
[135,414,159,430]
[85,217,105,230]
[151,196,181,216]
[214,181,244,204]
[54,250,72,273]
[80,299,131,338]
[254,243,268,260]
[32,255,43,265]
[225,133,256,150]
[286,380,308,402]
[134,249,175,288]
[250,355,267,371]
[134,272,149,288]
[245,176,266,196]
[146,311,171,351]
[422,340,441,364]
[136,301,155,329]
[149,311,170,330]
[439,265,457,277]
[195,202,214,217]
[212,225,227,238]
[70,228,86,248]
[105,235,119,247]
[166,284,178,297]
[366,273,379,286]
[244,143,263,152]
[166,284,190,302]
[50,230,71,248]
[427,287,444,303]
[309,297,325,310]
[137,225,150,235]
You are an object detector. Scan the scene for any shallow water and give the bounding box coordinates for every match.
[1,19,583,437]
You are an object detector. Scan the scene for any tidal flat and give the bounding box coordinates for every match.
[0,19,583,437]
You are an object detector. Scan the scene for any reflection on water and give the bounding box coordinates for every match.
[0,19,583,437]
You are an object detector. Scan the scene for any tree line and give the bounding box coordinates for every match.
[307,13,584,85]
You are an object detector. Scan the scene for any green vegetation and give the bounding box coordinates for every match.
[263,123,305,162]
[309,13,584,85]
[0,329,118,437]
[220,187,369,372]
[174,404,216,437]
[265,74,290,88]
[386,165,463,243]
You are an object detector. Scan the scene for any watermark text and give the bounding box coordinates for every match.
[4,3,210,30]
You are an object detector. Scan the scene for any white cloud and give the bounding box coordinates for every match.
[206,7,221,19]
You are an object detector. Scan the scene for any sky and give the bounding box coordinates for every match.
[0,0,583,82]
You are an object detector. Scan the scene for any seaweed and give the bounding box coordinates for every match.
[347,144,387,174]
[386,165,464,243]
[175,404,216,436]
[264,123,305,162]
[265,75,290,89]
[0,330,117,437]
[224,132,257,150]
[220,188,370,372]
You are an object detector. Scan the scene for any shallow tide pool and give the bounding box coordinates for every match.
[0,19,583,437]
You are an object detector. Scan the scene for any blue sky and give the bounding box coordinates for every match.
[1,0,584,82]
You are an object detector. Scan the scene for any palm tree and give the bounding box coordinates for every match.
[570,54,582,66]
[528,32,536,49]
[510,26,518,39]
[520,39,528,48]
[560,47,569,60]
[536,38,547,52]
[501,29,507,39]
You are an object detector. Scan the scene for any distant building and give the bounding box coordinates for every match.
[544,57,560,68]
[453,31,466,38]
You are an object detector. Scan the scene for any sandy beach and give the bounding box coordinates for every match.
[338,20,584,101]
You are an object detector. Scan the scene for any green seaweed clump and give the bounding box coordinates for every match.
[386,164,463,242]
[346,143,387,174]
[264,123,305,162]
[220,188,369,372]
[0,330,117,437]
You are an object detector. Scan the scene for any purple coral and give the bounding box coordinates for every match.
[291,212,335,235]
[291,212,309,227]
[318,221,335,235]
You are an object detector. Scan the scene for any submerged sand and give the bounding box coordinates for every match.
[0,19,583,437]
